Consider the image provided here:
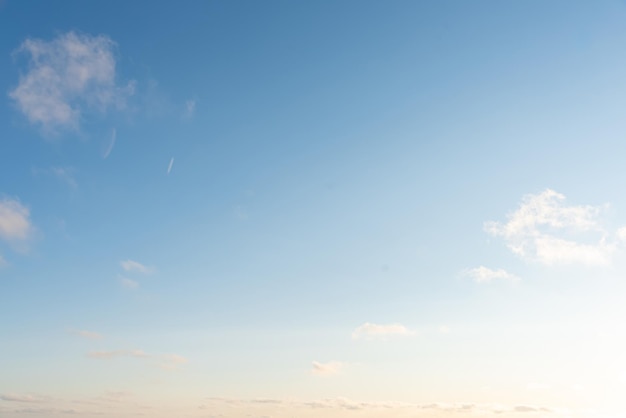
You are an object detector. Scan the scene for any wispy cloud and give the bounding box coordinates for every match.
[32,166,78,189]
[463,266,519,283]
[87,349,148,359]
[68,329,103,340]
[119,276,139,289]
[102,128,116,159]
[160,354,188,370]
[183,99,196,119]
[0,197,33,245]
[351,322,414,340]
[9,31,134,135]
[311,361,343,376]
[167,157,174,174]
[51,167,78,189]
[0,393,47,403]
[485,189,619,266]
[120,259,154,274]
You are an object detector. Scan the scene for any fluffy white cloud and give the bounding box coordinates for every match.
[351,322,414,340]
[485,189,617,266]
[120,259,154,274]
[0,197,33,243]
[311,361,342,376]
[463,266,519,283]
[9,31,134,134]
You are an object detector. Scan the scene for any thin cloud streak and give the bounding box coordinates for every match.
[463,266,519,283]
[103,128,116,159]
[311,361,342,376]
[352,322,414,340]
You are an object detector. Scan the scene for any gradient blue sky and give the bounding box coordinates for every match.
[3,1,626,417]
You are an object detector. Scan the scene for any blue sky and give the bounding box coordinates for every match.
[3,1,626,417]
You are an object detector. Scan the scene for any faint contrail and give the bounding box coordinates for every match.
[103,128,116,159]
[167,157,174,174]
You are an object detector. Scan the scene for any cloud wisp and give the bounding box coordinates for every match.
[351,322,414,340]
[9,31,134,134]
[463,266,519,284]
[485,189,621,266]
[120,259,154,274]
[167,157,174,174]
[103,128,116,159]
[0,197,34,253]
[183,99,196,119]
[0,197,32,242]
[119,276,139,289]
[311,361,343,376]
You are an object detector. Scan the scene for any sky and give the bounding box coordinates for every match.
[2,1,626,417]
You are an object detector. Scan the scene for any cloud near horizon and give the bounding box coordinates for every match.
[9,31,134,134]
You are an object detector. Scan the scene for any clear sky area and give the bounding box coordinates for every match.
[2,1,626,417]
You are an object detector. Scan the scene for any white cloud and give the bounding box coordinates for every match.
[0,197,33,243]
[9,31,134,134]
[485,189,617,266]
[120,259,154,274]
[351,322,414,340]
[311,361,342,376]
[439,325,450,334]
[167,157,174,174]
[463,266,519,283]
